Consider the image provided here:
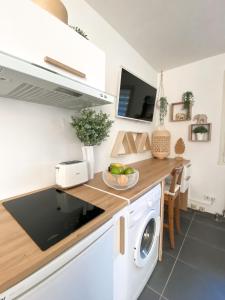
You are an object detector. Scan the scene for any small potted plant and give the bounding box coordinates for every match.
[182,91,194,120]
[71,108,113,179]
[193,125,208,141]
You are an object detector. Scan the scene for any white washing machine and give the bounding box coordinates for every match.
[126,184,161,300]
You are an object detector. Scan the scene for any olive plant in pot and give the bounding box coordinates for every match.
[193,125,208,141]
[182,91,194,120]
[71,109,113,179]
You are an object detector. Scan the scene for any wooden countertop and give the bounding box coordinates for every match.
[0,157,190,293]
[86,158,190,202]
[0,185,127,293]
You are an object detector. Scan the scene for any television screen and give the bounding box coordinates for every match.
[117,68,157,122]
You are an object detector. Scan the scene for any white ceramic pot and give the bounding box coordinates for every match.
[82,146,94,179]
[196,133,205,141]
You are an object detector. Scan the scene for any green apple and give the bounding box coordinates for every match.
[124,167,135,175]
[110,166,124,175]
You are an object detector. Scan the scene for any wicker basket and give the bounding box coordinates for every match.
[151,127,171,159]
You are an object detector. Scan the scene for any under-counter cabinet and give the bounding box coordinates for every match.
[1,221,113,300]
[0,0,105,91]
[112,207,129,300]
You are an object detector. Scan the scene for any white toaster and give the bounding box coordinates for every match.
[55,160,88,189]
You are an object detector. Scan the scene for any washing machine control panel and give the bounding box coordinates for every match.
[129,184,161,227]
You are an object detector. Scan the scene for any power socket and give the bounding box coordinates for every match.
[203,194,216,204]
[199,206,205,212]
[191,203,197,210]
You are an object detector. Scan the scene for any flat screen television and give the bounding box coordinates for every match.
[117,68,157,123]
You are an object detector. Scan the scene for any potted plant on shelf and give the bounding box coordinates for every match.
[71,108,113,179]
[182,91,194,120]
[193,125,208,141]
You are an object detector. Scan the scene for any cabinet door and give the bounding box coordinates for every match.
[0,0,105,90]
[16,228,113,300]
[112,208,128,300]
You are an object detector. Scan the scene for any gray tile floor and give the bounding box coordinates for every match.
[138,210,225,300]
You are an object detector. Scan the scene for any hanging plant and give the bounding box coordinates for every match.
[182,91,194,120]
[159,97,168,125]
[156,71,169,126]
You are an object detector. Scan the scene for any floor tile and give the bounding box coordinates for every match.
[188,219,225,250]
[163,213,191,258]
[179,215,191,234]
[148,253,175,294]
[194,211,225,231]
[163,230,184,258]
[179,236,225,278]
[163,260,225,300]
[138,286,160,300]
[164,210,192,233]
[180,208,195,220]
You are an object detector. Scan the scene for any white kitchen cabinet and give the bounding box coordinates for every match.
[2,221,113,300]
[0,0,105,91]
[112,207,129,300]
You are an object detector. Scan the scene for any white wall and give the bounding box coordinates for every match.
[164,53,225,214]
[0,0,157,200]
[62,0,157,168]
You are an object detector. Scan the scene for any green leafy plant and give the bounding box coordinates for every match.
[71,109,113,146]
[159,97,168,125]
[69,25,89,40]
[193,126,208,134]
[182,91,194,119]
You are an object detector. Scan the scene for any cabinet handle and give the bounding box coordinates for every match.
[186,164,192,168]
[185,176,191,181]
[44,56,86,78]
[119,216,125,255]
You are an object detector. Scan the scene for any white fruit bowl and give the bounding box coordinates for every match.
[102,169,139,190]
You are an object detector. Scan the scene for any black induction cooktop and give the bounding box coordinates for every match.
[3,188,104,251]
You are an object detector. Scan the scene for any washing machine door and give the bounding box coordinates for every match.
[134,210,160,268]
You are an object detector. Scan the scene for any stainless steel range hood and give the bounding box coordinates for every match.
[0,51,114,110]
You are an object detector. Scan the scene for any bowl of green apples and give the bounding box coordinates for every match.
[102,163,139,190]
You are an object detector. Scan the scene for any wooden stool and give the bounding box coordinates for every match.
[163,166,183,249]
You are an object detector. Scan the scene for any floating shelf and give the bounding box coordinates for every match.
[170,102,192,122]
[189,123,212,142]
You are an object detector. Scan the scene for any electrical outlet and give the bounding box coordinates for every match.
[222,210,225,218]
[199,206,205,212]
[210,196,216,203]
[203,195,216,204]
[191,203,197,210]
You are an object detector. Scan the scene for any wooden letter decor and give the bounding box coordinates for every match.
[111,131,151,157]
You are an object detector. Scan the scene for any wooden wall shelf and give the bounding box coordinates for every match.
[171,102,192,122]
[189,123,212,142]
[111,131,151,157]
